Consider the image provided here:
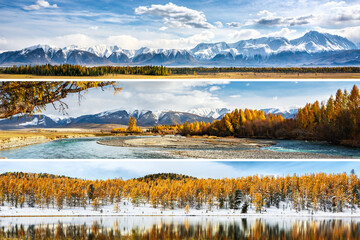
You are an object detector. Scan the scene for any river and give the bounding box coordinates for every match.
[1,136,360,159]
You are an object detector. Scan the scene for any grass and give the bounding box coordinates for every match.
[0,129,110,140]
[1,72,360,79]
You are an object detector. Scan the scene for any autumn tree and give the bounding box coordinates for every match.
[92,198,100,211]
[127,117,141,133]
[0,81,121,119]
[184,204,190,214]
[253,193,264,213]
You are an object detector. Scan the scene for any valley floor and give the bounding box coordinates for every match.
[1,72,360,79]
[0,200,358,217]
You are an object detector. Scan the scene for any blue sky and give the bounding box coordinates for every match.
[1,0,360,51]
[0,161,359,179]
[42,81,360,117]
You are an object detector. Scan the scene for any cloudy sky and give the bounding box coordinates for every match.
[41,81,359,117]
[1,0,360,51]
[0,160,359,179]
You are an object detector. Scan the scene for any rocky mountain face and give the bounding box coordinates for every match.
[0,31,358,67]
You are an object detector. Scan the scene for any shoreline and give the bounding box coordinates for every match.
[1,207,359,218]
[98,135,347,159]
[2,214,360,218]
[0,129,113,152]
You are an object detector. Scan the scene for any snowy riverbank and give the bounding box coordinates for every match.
[1,200,360,217]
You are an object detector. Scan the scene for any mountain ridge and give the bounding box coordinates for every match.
[0,31,358,67]
[0,108,298,130]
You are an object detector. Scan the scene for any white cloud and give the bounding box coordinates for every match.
[230,95,241,98]
[88,26,99,30]
[214,21,223,28]
[226,22,242,28]
[43,81,230,117]
[106,35,151,49]
[265,28,298,39]
[249,4,360,28]
[49,34,97,48]
[135,2,214,29]
[229,29,261,40]
[106,30,214,49]
[323,1,346,8]
[326,4,360,24]
[273,96,278,100]
[209,86,221,92]
[24,0,58,11]
[0,37,7,45]
[253,10,314,26]
[315,26,360,43]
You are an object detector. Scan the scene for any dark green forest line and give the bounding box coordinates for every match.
[1,64,360,76]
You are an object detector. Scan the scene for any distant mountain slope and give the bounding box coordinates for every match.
[0,108,298,130]
[0,31,358,67]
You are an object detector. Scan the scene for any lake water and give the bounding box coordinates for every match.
[1,136,360,159]
[0,216,359,239]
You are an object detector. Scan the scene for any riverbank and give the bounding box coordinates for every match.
[1,200,359,217]
[0,129,112,152]
[98,136,346,159]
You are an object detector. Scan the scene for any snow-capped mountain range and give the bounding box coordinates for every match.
[0,31,359,66]
[0,108,298,129]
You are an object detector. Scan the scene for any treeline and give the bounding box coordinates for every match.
[177,109,287,139]
[136,173,195,182]
[0,172,74,179]
[1,65,359,76]
[170,67,360,75]
[154,85,360,146]
[296,85,360,145]
[0,172,359,213]
[0,64,169,76]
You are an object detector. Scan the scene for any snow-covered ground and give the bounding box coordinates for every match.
[1,200,360,217]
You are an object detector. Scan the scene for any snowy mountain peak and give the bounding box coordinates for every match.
[25,44,57,52]
[290,31,357,52]
[188,108,231,119]
[87,45,121,58]
[1,31,359,67]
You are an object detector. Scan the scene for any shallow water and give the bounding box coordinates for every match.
[263,139,360,158]
[0,216,359,239]
[0,136,174,159]
[1,136,360,159]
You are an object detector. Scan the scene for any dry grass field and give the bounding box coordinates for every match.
[1,72,360,79]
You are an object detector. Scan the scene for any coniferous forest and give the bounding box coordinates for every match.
[0,171,359,213]
[0,64,169,76]
[1,64,360,76]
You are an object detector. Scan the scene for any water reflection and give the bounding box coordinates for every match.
[1,217,360,239]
